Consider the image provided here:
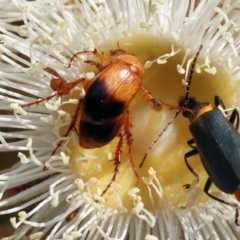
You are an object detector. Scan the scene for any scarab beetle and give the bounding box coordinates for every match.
[16,47,161,196]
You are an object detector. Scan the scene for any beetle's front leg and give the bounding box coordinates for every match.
[67,49,112,69]
[20,78,86,109]
[84,60,107,72]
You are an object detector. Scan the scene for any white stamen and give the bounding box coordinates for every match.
[10,217,17,229]
[195,63,201,73]
[204,66,217,75]
[58,110,67,116]
[10,103,27,116]
[200,213,214,223]
[145,235,159,240]
[182,79,188,86]
[149,2,162,14]
[144,45,180,68]
[18,3,31,12]
[171,32,180,42]
[70,231,82,239]
[51,193,59,207]
[75,179,84,191]
[18,152,29,164]
[85,71,95,79]
[45,97,61,111]
[140,19,153,28]
[67,99,79,104]
[228,57,233,70]
[1,1,240,240]
[177,65,185,74]
[29,232,43,240]
[60,152,70,165]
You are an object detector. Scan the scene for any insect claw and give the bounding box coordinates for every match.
[151,98,163,111]
[183,184,191,189]
[154,98,163,106]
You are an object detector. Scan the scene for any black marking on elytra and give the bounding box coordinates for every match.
[83,78,125,123]
[80,119,122,145]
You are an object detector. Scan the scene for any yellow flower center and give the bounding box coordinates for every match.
[67,34,235,210]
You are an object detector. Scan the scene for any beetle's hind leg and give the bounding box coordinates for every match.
[204,177,240,226]
[183,139,200,189]
[101,110,138,196]
[101,129,125,196]
[124,110,139,183]
[51,99,83,156]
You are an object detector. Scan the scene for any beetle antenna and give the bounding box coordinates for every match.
[117,41,121,49]
[185,44,203,99]
[159,100,193,114]
[139,110,181,168]
[139,45,202,168]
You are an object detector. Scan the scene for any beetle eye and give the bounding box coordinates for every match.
[178,96,187,107]
[182,110,194,122]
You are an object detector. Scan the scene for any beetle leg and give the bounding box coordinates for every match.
[235,207,240,226]
[124,109,139,184]
[21,91,60,108]
[184,150,199,182]
[84,60,107,72]
[101,129,124,196]
[204,177,240,226]
[56,78,86,96]
[101,109,139,196]
[229,109,240,130]
[183,141,199,188]
[214,95,240,129]
[51,99,83,156]
[67,49,111,69]
[139,86,162,111]
[187,138,196,149]
[214,95,227,110]
[139,87,185,112]
[21,78,86,109]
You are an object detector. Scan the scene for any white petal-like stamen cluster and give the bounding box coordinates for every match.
[1,0,240,239]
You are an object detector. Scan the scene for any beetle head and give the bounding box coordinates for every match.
[109,49,127,57]
[178,96,207,122]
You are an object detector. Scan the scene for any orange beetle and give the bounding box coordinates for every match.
[20,47,161,196]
